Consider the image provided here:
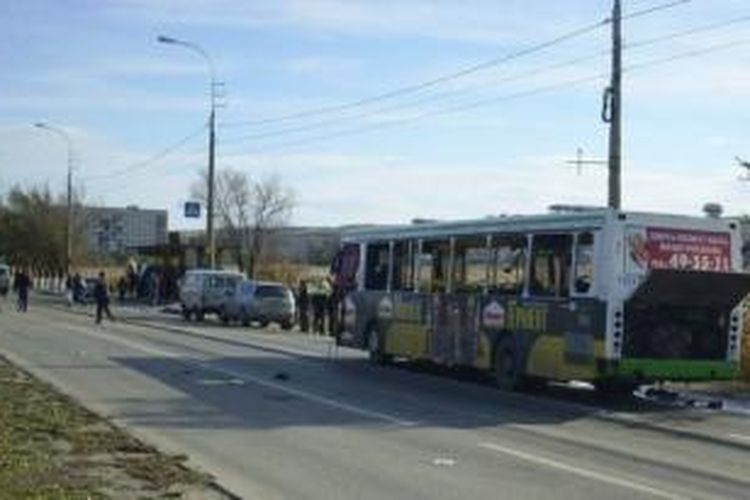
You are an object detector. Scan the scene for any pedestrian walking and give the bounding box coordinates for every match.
[65,274,74,307]
[14,270,31,312]
[94,271,115,324]
[297,280,309,333]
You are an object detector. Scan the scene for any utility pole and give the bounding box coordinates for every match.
[207,91,216,269]
[34,122,73,276]
[158,35,218,268]
[603,0,623,210]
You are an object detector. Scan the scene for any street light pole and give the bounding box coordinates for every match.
[158,35,217,269]
[34,122,73,277]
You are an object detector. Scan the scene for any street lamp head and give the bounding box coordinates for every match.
[157,35,178,44]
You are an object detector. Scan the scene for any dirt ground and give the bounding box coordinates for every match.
[0,355,231,499]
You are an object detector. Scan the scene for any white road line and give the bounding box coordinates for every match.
[728,433,750,442]
[37,319,418,427]
[477,442,686,500]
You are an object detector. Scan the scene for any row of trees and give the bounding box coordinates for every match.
[0,185,83,274]
[190,168,296,278]
[0,168,297,279]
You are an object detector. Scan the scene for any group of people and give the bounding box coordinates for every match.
[295,279,340,335]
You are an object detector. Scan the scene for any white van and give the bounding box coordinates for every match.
[179,269,244,321]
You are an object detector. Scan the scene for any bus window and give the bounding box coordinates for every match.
[392,240,414,291]
[453,236,490,292]
[422,240,450,293]
[489,236,526,296]
[529,234,573,298]
[573,232,595,295]
[365,242,389,290]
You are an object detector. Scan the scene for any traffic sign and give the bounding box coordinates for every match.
[184,201,201,218]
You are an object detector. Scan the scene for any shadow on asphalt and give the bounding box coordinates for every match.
[108,349,693,433]
[130,316,689,417]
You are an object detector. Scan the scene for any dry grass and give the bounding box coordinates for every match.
[0,355,224,499]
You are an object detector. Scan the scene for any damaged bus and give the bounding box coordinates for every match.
[330,209,750,391]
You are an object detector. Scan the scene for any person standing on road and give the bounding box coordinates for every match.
[117,276,127,304]
[65,274,74,307]
[94,271,115,324]
[311,286,327,335]
[297,280,309,333]
[14,270,31,312]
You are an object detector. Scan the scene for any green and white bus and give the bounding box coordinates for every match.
[330,209,750,391]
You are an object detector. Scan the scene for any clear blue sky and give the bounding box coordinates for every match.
[1,0,748,229]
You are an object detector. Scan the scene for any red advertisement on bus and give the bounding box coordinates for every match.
[628,227,731,272]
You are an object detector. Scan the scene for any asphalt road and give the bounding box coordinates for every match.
[2,299,750,500]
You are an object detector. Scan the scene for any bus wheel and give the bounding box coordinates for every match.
[493,337,524,391]
[367,328,389,365]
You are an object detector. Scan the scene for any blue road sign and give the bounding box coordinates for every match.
[184,201,201,218]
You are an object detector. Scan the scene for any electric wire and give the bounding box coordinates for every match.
[83,122,207,183]
[221,0,691,129]
[223,35,750,155]
[221,12,750,146]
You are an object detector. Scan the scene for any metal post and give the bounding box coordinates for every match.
[65,148,72,275]
[207,107,216,268]
[158,35,218,268]
[607,0,623,210]
[34,122,73,276]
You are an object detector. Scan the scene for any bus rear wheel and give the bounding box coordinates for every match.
[493,337,524,391]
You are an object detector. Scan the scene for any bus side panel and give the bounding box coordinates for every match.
[385,292,430,359]
[477,296,608,381]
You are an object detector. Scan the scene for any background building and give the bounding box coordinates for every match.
[81,205,167,255]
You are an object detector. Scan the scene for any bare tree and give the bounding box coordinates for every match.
[190,168,294,275]
[248,173,295,278]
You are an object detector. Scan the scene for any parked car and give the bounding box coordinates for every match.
[223,280,295,330]
[0,264,9,296]
[179,269,244,321]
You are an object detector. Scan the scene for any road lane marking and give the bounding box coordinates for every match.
[728,433,750,442]
[477,442,686,500]
[39,319,418,427]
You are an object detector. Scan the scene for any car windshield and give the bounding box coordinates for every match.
[255,286,287,299]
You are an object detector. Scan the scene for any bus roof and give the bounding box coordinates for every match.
[341,209,740,243]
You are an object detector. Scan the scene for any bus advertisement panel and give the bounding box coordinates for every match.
[627,227,731,272]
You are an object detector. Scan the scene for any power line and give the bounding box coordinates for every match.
[222,11,750,146]
[84,122,207,183]
[221,22,608,129]
[222,35,749,154]
[627,36,750,73]
[220,0,691,130]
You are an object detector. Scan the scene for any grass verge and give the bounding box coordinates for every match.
[0,354,227,499]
